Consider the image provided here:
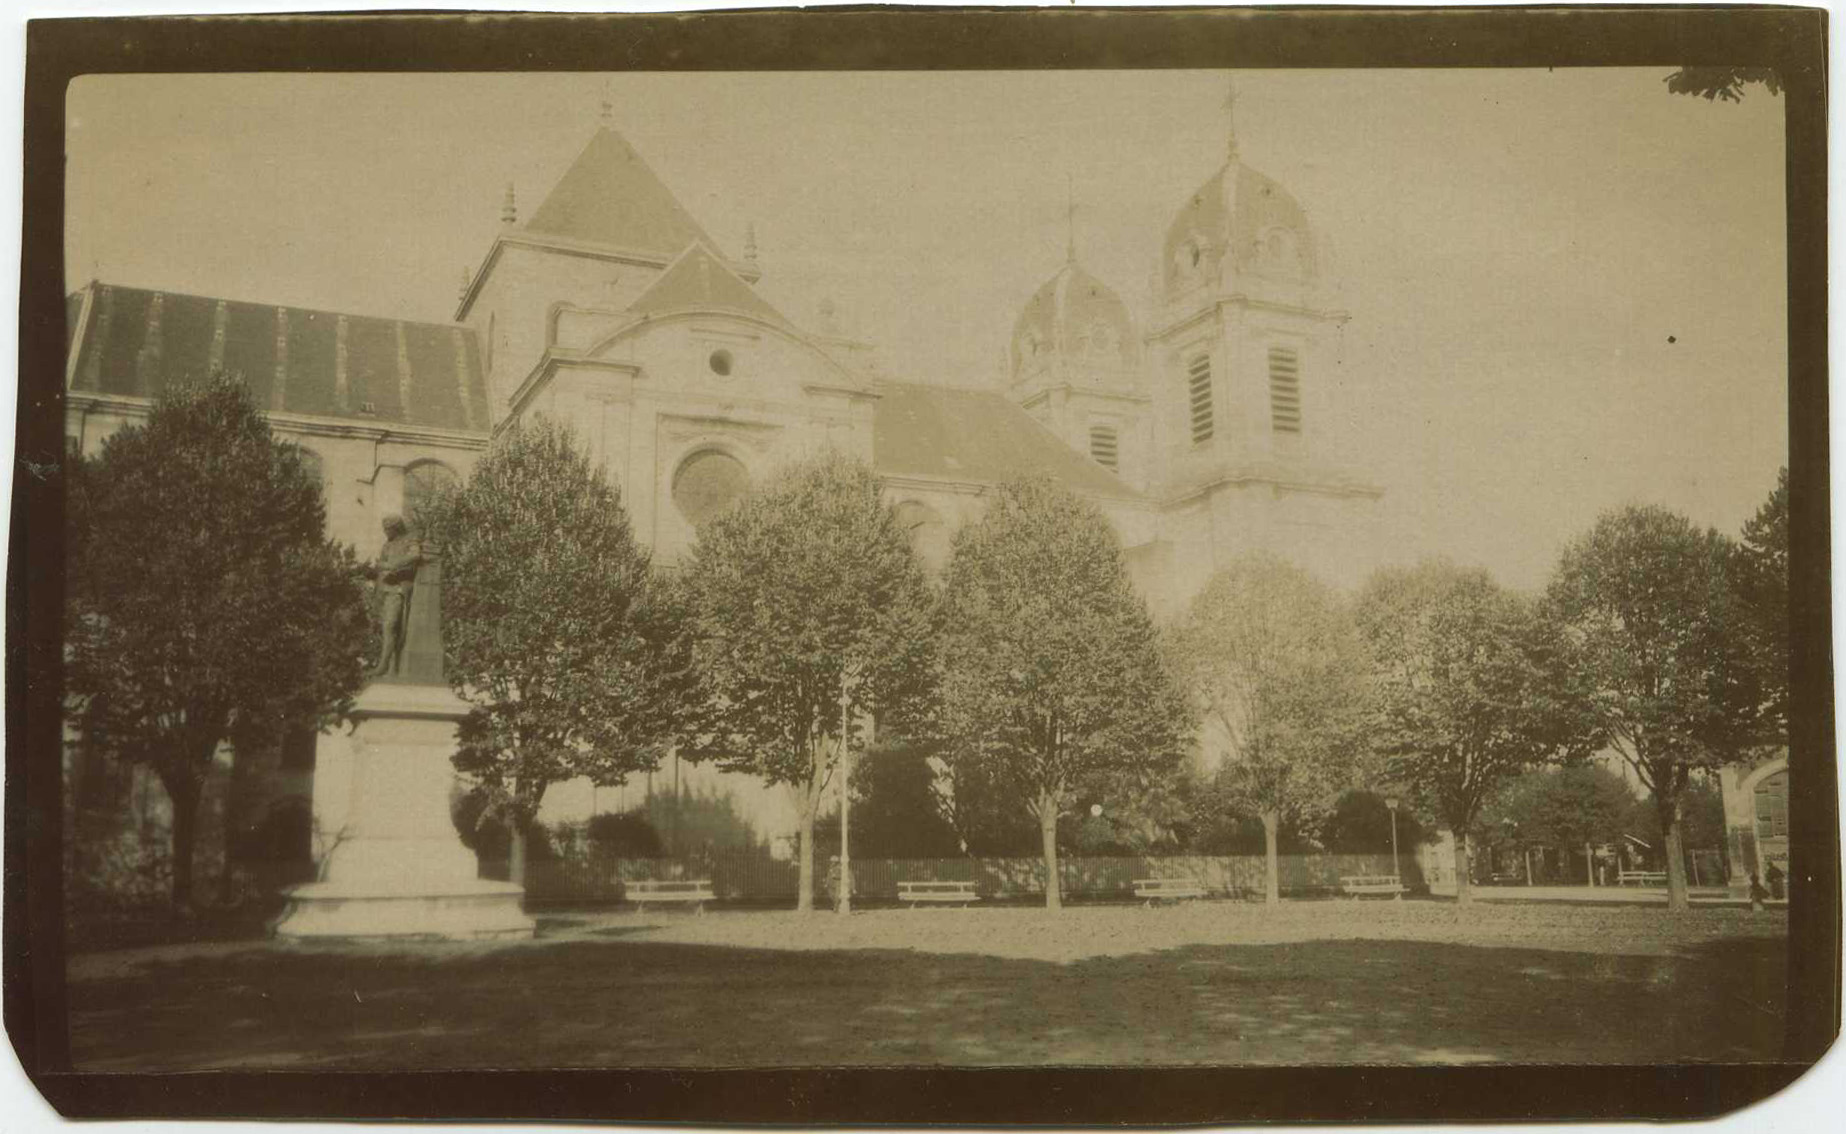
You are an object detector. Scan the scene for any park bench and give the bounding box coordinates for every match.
[1617,870,1667,887]
[1133,878,1208,906]
[627,879,715,914]
[897,880,980,908]
[1339,875,1406,900]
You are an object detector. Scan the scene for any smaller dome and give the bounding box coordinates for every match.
[1162,161,1317,297]
[1009,260,1138,389]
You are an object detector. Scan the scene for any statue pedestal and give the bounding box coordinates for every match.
[272,682,535,941]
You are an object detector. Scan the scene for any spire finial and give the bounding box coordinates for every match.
[1065,174,1076,263]
[459,266,471,303]
[1223,74,1240,163]
[744,221,758,264]
[501,182,517,227]
[598,83,614,125]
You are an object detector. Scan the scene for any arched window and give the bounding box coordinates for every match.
[672,449,750,528]
[404,459,459,530]
[892,499,951,576]
[1268,347,1302,434]
[1187,354,1214,445]
[1088,425,1119,471]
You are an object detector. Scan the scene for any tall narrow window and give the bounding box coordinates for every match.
[1268,346,1302,434]
[1088,425,1119,470]
[1187,354,1214,445]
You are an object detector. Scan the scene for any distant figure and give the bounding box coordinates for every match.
[1748,872,1769,911]
[372,515,424,677]
[1766,861,1785,901]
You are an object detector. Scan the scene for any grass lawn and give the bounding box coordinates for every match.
[66,901,1787,1069]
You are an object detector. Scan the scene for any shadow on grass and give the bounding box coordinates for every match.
[67,934,1786,1071]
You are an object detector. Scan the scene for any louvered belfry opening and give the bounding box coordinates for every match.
[1268,346,1302,433]
[1187,354,1214,445]
[1089,424,1119,470]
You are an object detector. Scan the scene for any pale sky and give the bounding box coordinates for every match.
[66,69,1788,592]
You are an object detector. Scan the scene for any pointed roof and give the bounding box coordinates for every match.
[624,242,787,325]
[525,128,722,257]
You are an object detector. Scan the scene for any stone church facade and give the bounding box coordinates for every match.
[63,110,1393,858]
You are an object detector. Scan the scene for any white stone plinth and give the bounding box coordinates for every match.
[273,682,536,940]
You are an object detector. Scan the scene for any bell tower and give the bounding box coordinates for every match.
[1144,79,1383,593]
[1008,206,1151,492]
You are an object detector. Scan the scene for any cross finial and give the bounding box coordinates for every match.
[1223,74,1240,163]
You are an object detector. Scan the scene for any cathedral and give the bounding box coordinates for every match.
[63,105,1386,849]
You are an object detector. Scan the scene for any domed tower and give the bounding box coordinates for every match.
[1145,81,1382,595]
[1009,250,1150,491]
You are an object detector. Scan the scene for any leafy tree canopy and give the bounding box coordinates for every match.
[1355,560,1582,902]
[1734,467,1789,743]
[1170,554,1371,829]
[677,450,936,909]
[934,476,1188,906]
[65,373,370,907]
[1664,67,1783,103]
[1545,504,1758,908]
[1478,764,1636,853]
[424,416,694,832]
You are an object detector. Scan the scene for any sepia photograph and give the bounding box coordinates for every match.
[8,6,1835,1127]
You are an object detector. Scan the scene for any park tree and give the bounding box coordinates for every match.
[1355,561,1581,904]
[934,476,1188,910]
[1733,467,1789,747]
[849,740,964,859]
[1168,554,1371,905]
[677,451,936,912]
[1664,67,1782,103]
[1478,765,1635,885]
[1546,505,1760,910]
[422,416,694,884]
[64,373,371,910]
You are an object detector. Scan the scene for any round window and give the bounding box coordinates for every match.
[672,450,749,528]
[709,349,734,377]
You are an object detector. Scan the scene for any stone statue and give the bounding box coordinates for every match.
[373,514,425,678]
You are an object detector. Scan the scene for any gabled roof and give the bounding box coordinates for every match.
[66,282,489,433]
[872,381,1139,499]
[623,242,787,326]
[525,127,722,258]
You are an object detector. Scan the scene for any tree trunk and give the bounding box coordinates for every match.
[1039,806,1062,911]
[1453,832,1473,905]
[1663,810,1691,912]
[795,800,816,913]
[166,772,203,911]
[1260,810,1281,906]
[1586,841,1594,886]
[509,824,528,887]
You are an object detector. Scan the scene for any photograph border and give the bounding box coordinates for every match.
[8,5,1835,1124]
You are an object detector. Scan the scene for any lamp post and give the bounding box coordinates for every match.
[837,677,853,916]
[1385,797,1402,897]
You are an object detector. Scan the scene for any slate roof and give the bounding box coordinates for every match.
[525,128,722,258]
[872,381,1138,498]
[66,282,489,433]
[624,243,787,326]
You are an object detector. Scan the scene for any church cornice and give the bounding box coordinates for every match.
[1145,293,1348,342]
[1160,465,1385,507]
[1017,384,1152,410]
[505,353,642,423]
[66,391,489,449]
[880,470,1154,510]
